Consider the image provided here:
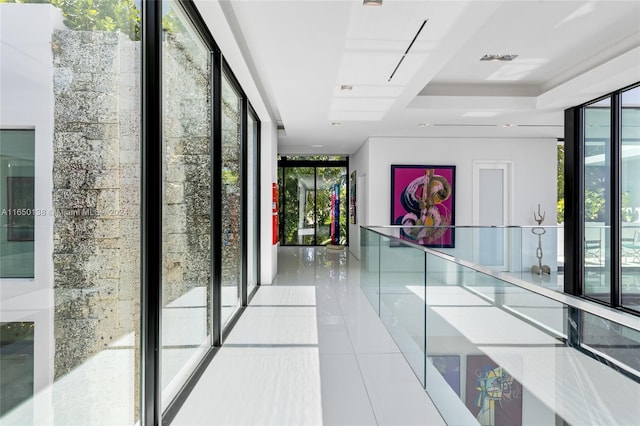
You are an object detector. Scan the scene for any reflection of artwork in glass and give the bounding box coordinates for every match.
[350,170,356,224]
[7,176,34,241]
[0,322,34,418]
[391,165,455,247]
[429,355,460,396]
[465,355,522,426]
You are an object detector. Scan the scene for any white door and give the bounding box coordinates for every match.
[473,161,512,270]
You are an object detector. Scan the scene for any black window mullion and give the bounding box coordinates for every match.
[250,106,261,293]
[211,48,223,347]
[564,107,583,296]
[141,0,163,424]
[611,93,621,308]
[241,97,248,306]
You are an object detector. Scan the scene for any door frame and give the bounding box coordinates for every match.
[472,160,513,270]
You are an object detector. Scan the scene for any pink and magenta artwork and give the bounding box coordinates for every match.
[391,165,455,247]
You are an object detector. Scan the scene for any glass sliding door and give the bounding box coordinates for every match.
[621,85,640,311]
[279,160,348,246]
[1,2,142,423]
[221,72,242,326]
[282,167,316,245]
[583,98,612,302]
[161,0,213,408]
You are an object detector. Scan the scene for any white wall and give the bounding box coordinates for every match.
[194,0,279,283]
[348,141,370,259]
[359,137,557,227]
[351,136,558,268]
[260,123,279,284]
[0,3,64,411]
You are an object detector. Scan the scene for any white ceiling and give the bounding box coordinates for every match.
[220,0,640,155]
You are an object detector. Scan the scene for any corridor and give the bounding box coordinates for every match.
[172,246,445,425]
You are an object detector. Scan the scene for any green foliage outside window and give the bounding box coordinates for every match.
[278,166,347,245]
[0,0,192,41]
[0,0,140,40]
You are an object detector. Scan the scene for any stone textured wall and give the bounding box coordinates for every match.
[52,30,140,377]
[162,32,212,306]
[51,27,214,383]
[221,81,242,289]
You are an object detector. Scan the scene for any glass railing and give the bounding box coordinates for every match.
[361,226,640,426]
[364,225,565,292]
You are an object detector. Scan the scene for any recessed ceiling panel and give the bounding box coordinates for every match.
[332,85,404,98]
[387,53,429,85]
[337,52,404,84]
[330,97,395,112]
[328,111,386,121]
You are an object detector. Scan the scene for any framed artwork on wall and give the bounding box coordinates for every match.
[350,170,356,224]
[390,165,455,247]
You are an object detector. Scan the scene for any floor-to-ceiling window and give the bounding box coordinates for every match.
[583,97,612,302]
[567,82,640,315]
[161,0,213,408]
[220,70,243,326]
[278,157,348,246]
[621,85,640,311]
[0,1,261,424]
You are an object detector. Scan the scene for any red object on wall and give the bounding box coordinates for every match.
[272,182,279,244]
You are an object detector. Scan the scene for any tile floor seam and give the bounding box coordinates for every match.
[328,267,382,426]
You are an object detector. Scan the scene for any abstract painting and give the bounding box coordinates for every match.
[429,355,461,396]
[390,165,455,247]
[465,355,522,426]
[350,170,356,224]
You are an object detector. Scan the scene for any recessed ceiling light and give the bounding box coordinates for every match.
[418,123,430,127]
[311,144,323,148]
[340,85,353,91]
[331,122,341,126]
[480,54,518,62]
[363,0,382,5]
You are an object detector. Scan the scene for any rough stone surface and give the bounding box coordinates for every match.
[52,26,215,390]
[52,30,141,384]
[51,28,222,407]
[162,32,212,305]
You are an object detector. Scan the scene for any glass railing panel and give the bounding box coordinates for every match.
[584,224,610,302]
[361,226,640,426]
[500,286,568,339]
[370,225,565,293]
[519,226,562,290]
[424,254,496,425]
[580,310,640,378]
[360,227,380,314]
[378,234,426,386]
[621,222,640,311]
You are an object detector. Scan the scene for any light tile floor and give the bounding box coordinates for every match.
[171,246,445,426]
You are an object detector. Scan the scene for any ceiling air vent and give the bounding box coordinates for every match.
[388,19,428,82]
